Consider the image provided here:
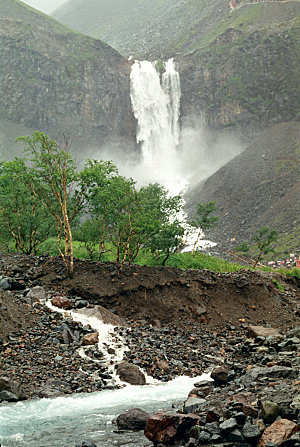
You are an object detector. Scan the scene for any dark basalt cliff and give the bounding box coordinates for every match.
[0,0,136,157]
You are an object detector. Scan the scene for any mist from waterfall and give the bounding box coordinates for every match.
[130,59,185,195]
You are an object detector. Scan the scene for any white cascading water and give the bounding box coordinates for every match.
[130,59,185,195]
[130,58,216,251]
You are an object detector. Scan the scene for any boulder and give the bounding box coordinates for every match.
[183,397,206,414]
[257,419,299,446]
[0,390,19,402]
[260,400,280,424]
[144,412,201,445]
[26,286,47,302]
[248,326,282,339]
[116,361,146,385]
[211,365,230,385]
[116,408,150,430]
[0,376,26,401]
[51,296,73,310]
[242,420,261,443]
[219,417,238,435]
[82,333,99,346]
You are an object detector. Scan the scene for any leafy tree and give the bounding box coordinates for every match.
[252,227,278,267]
[17,132,85,276]
[189,201,219,253]
[73,219,99,260]
[80,160,186,266]
[235,227,278,267]
[148,219,185,265]
[0,159,54,254]
[80,160,136,262]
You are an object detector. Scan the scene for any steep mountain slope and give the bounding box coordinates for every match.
[186,122,300,256]
[179,1,300,135]
[0,0,136,159]
[52,0,227,59]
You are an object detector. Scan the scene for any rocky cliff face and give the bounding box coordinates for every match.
[0,0,136,158]
[178,2,300,136]
[186,122,300,256]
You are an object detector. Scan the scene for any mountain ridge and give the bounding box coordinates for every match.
[0,0,136,159]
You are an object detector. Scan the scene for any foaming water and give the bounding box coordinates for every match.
[0,374,211,446]
[130,59,186,195]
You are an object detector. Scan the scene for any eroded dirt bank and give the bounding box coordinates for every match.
[0,253,299,331]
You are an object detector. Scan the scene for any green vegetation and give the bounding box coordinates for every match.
[1,133,187,275]
[1,133,298,281]
[188,201,219,254]
[272,278,285,293]
[236,227,278,267]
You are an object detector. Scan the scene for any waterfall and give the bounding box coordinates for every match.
[130,59,184,194]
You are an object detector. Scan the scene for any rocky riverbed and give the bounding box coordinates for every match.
[0,253,299,446]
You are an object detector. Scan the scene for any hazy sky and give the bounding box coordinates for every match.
[22,0,68,14]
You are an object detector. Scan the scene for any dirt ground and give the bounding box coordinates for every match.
[0,253,299,340]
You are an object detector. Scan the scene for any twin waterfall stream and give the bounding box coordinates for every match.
[0,60,211,446]
[130,59,184,194]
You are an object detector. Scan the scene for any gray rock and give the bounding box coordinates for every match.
[183,397,206,414]
[240,366,298,386]
[0,278,10,290]
[261,400,280,424]
[227,428,243,443]
[242,421,261,442]
[26,286,47,302]
[0,390,19,401]
[116,408,149,430]
[197,430,211,444]
[219,418,238,434]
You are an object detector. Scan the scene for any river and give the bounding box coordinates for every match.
[0,373,211,446]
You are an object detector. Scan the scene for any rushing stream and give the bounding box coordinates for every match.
[0,299,211,446]
[0,373,211,447]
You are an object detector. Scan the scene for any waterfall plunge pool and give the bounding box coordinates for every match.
[0,373,211,446]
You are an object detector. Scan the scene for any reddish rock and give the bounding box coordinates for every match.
[82,332,99,345]
[116,361,146,385]
[156,359,170,371]
[243,404,258,418]
[227,392,258,418]
[51,296,73,310]
[206,407,224,423]
[211,365,230,385]
[248,326,281,339]
[144,412,200,445]
[257,419,299,446]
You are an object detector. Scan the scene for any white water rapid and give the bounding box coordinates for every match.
[0,373,211,447]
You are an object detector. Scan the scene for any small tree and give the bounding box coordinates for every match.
[252,227,278,267]
[189,201,219,253]
[18,132,85,276]
[148,219,185,265]
[0,159,54,254]
[235,227,278,267]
